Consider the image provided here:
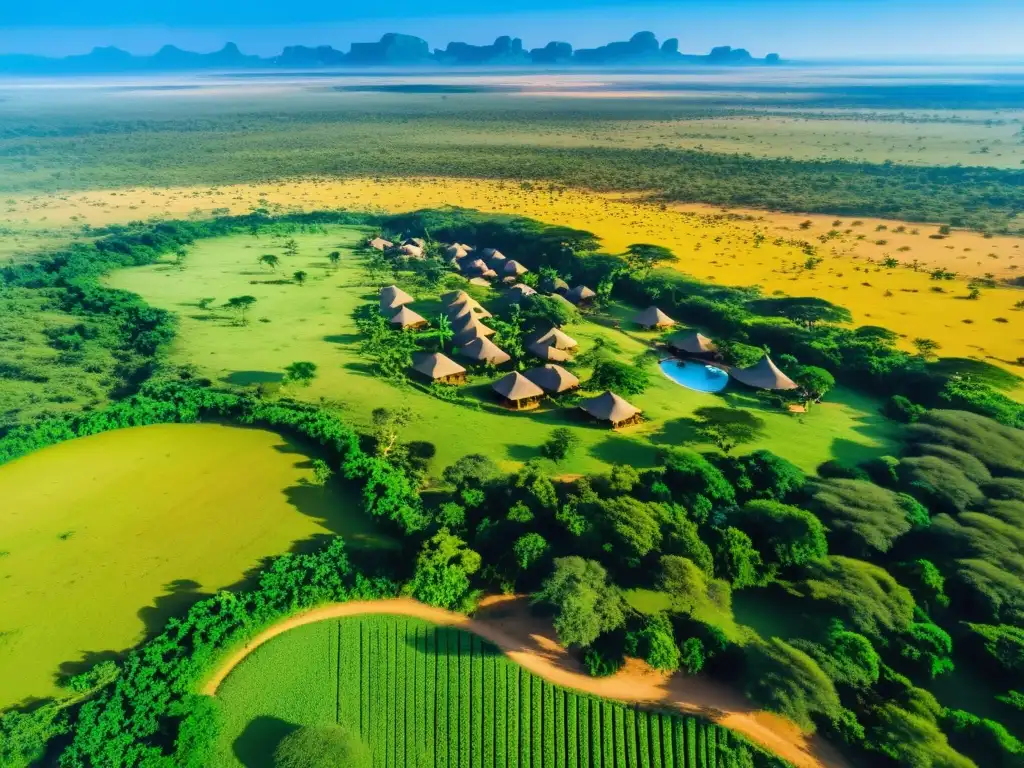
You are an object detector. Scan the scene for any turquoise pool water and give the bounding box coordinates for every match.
[659,359,729,393]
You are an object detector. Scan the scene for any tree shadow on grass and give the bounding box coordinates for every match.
[323,332,362,346]
[506,444,539,462]
[651,406,766,449]
[234,716,298,768]
[136,579,212,643]
[341,361,376,377]
[588,434,659,468]
[222,370,283,386]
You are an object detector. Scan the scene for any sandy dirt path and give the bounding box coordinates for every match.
[201,595,850,768]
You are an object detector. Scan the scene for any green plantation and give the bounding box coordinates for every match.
[215,616,768,768]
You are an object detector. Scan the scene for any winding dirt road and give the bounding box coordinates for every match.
[202,595,849,768]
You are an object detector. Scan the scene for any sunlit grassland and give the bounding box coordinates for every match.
[105,227,898,478]
[0,422,392,708]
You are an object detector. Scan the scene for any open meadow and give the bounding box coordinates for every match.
[105,226,898,476]
[0,422,391,708]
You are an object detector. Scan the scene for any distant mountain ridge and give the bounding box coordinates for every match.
[0,32,780,74]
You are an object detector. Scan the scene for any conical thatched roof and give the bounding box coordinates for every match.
[368,237,393,251]
[634,306,675,329]
[579,391,641,424]
[730,355,798,391]
[527,342,573,363]
[541,275,570,294]
[525,364,581,393]
[448,300,492,324]
[458,337,511,365]
[492,371,545,402]
[411,351,465,380]
[479,247,503,259]
[480,268,498,279]
[461,258,488,275]
[389,306,428,329]
[403,237,426,248]
[451,321,495,347]
[533,327,578,350]
[488,253,508,268]
[451,312,495,336]
[441,290,470,306]
[504,260,528,276]
[468,277,491,287]
[566,285,596,304]
[667,330,717,355]
[509,283,537,300]
[380,285,414,312]
[398,244,423,258]
[445,244,470,260]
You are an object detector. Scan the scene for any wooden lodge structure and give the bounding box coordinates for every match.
[380,285,414,314]
[730,354,799,391]
[633,306,676,330]
[525,364,580,394]
[579,390,642,428]
[566,285,596,307]
[492,371,545,410]
[457,337,511,366]
[666,330,718,359]
[389,306,428,330]
[411,352,467,385]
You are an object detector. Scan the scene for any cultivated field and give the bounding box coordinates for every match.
[213,614,761,768]
[0,422,391,708]
[104,227,898,476]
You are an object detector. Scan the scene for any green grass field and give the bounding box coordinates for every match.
[105,227,898,478]
[214,615,750,768]
[0,422,392,708]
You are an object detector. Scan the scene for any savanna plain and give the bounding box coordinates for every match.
[1,66,1023,768]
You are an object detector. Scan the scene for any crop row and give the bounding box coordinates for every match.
[336,617,745,767]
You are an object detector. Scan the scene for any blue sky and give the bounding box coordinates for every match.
[2,0,1022,58]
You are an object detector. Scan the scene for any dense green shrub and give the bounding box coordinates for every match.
[273,725,372,768]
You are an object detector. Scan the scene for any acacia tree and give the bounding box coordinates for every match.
[327,251,341,270]
[284,238,299,258]
[259,254,280,271]
[293,270,308,286]
[284,361,318,387]
[224,295,257,325]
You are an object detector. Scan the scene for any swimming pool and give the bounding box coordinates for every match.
[659,359,729,393]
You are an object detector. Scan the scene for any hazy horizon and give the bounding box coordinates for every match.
[2,0,1023,59]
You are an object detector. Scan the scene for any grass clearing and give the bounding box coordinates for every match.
[0,422,391,708]
[214,615,752,768]
[105,226,899,476]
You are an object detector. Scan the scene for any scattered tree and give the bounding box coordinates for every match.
[284,361,318,387]
[224,295,257,325]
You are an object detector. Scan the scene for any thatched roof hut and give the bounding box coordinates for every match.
[540,275,570,295]
[398,244,424,259]
[451,321,495,347]
[389,306,428,330]
[368,237,393,251]
[441,290,471,307]
[480,268,499,280]
[730,355,798,391]
[579,391,642,427]
[458,337,511,366]
[667,330,717,356]
[633,306,675,330]
[504,260,529,276]
[448,301,492,324]
[566,285,596,305]
[509,283,537,300]
[468,277,491,287]
[445,244,470,260]
[487,253,508,269]
[480,247,503,259]
[380,285,415,313]
[527,341,573,362]
[525,364,581,393]
[532,327,578,351]
[461,258,489,275]
[411,352,466,384]
[492,371,545,410]
[402,237,426,248]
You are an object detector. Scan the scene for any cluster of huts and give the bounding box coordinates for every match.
[374,236,797,430]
